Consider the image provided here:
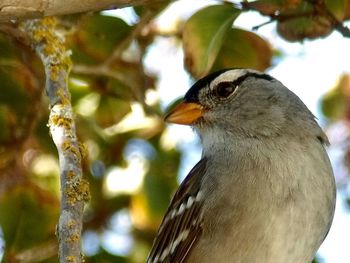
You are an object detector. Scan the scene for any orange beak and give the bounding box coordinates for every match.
[164,102,203,125]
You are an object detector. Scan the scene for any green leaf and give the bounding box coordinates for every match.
[107,78,135,101]
[71,14,131,63]
[88,247,128,262]
[183,4,241,78]
[95,96,131,128]
[0,67,30,115]
[69,75,91,105]
[0,105,11,143]
[143,148,179,217]
[320,74,350,121]
[325,0,349,21]
[212,28,272,71]
[0,33,17,59]
[0,185,59,252]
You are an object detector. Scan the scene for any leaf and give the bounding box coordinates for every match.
[0,67,29,114]
[241,0,302,15]
[241,0,283,15]
[321,74,350,121]
[69,75,91,104]
[88,247,128,263]
[0,105,11,142]
[106,75,138,101]
[95,96,131,128]
[133,2,170,18]
[0,33,16,59]
[212,28,272,72]
[277,15,332,42]
[131,147,180,230]
[325,0,350,21]
[275,1,333,42]
[0,185,59,252]
[71,14,131,63]
[183,4,241,78]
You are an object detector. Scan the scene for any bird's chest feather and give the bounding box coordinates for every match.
[190,138,335,263]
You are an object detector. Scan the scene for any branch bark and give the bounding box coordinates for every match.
[0,0,163,22]
[20,17,89,263]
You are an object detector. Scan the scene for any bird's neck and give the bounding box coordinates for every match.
[200,128,271,157]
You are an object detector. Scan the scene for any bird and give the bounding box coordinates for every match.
[147,68,336,263]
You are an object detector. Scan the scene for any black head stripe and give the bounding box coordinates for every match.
[184,70,274,103]
[184,69,229,102]
[231,72,274,87]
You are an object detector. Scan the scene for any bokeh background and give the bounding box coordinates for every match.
[1,0,350,262]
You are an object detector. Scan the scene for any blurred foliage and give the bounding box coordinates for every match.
[0,0,349,262]
[321,74,350,121]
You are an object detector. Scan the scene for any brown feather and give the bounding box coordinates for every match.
[147,158,207,263]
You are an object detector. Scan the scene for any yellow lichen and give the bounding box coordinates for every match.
[62,140,71,151]
[50,115,72,129]
[61,141,81,159]
[64,185,77,206]
[42,17,58,28]
[49,64,60,82]
[57,118,72,129]
[66,233,80,243]
[78,142,88,160]
[66,170,75,179]
[63,53,73,70]
[50,115,60,124]
[22,17,72,84]
[70,147,81,159]
[79,179,91,202]
[65,255,76,263]
[56,89,71,106]
[64,178,90,205]
[68,219,76,228]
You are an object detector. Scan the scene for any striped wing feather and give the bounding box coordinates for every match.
[147,158,207,263]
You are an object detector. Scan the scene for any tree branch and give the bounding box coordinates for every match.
[0,0,164,23]
[20,17,89,263]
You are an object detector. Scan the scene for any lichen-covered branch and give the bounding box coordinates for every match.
[0,0,162,23]
[20,17,89,263]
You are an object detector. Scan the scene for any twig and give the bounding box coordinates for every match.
[252,19,274,31]
[20,17,89,263]
[251,10,314,31]
[334,23,350,37]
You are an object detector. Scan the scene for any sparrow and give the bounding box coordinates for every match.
[147,68,336,263]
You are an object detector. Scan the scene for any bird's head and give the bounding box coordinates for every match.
[165,68,324,144]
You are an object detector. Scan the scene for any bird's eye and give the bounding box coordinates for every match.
[214,82,237,98]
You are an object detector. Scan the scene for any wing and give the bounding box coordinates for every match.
[147,158,207,263]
